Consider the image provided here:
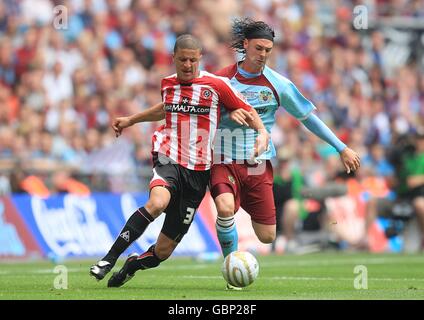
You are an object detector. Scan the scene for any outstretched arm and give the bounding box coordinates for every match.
[112,102,165,137]
[275,77,360,173]
[301,113,360,173]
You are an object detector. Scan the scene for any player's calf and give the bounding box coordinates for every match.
[107,245,165,288]
[216,215,238,257]
[130,244,165,272]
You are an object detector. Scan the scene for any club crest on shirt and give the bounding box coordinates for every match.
[259,90,273,103]
[202,89,212,99]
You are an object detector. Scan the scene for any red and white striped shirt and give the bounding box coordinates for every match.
[152,71,252,170]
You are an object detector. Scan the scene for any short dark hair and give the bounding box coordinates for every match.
[230,18,275,54]
[173,34,202,53]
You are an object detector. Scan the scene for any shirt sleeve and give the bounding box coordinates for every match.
[160,78,166,101]
[214,77,253,112]
[301,113,346,153]
[280,80,316,120]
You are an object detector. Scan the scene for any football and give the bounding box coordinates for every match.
[221,251,259,288]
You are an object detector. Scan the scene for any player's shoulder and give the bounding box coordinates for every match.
[214,63,238,78]
[262,65,297,95]
[263,65,291,84]
[161,73,178,85]
[263,66,296,87]
[162,73,178,80]
[164,73,177,79]
[199,70,232,86]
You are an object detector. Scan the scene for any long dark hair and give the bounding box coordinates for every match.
[230,18,275,54]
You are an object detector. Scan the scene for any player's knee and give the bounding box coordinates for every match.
[257,230,276,244]
[154,243,175,260]
[145,197,169,217]
[215,198,235,218]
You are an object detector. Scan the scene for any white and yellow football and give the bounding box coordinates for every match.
[221,251,259,288]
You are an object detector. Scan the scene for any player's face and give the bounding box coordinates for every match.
[173,48,202,82]
[243,39,273,72]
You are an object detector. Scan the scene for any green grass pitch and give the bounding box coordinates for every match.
[1,252,424,300]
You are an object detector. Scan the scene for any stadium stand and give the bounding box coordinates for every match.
[0,0,423,252]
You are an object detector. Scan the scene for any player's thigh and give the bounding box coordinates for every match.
[155,232,179,260]
[147,161,179,216]
[210,164,241,215]
[243,188,276,243]
[161,196,204,243]
[241,161,276,225]
[251,221,276,244]
[210,163,237,191]
[161,169,209,243]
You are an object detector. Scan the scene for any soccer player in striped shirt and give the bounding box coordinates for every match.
[122,19,361,290]
[90,34,269,287]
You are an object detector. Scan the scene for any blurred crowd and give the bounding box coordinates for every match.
[0,0,423,210]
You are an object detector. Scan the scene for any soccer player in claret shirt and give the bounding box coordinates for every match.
[210,18,360,281]
[89,34,269,287]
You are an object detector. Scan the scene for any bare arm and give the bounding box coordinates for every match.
[301,113,360,173]
[248,108,269,158]
[129,102,165,123]
[112,102,165,137]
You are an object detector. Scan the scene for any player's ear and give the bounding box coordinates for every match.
[243,39,248,50]
[196,48,202,60]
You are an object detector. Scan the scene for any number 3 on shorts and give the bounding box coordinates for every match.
[183,207,195,224]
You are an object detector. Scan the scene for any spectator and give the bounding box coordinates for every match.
[0,0,422,200]
[364,133,424,251]
[43,61,74,106]
[362,143,395,178]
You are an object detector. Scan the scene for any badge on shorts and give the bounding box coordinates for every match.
[228,175,236,185]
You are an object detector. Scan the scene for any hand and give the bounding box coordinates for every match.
[112,117,132,137]
[340,147,361,174]
[230,109,254,127]
[253,130,270,159]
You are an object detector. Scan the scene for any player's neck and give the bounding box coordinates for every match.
[238,61,263,77]
[177,70,201,83]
